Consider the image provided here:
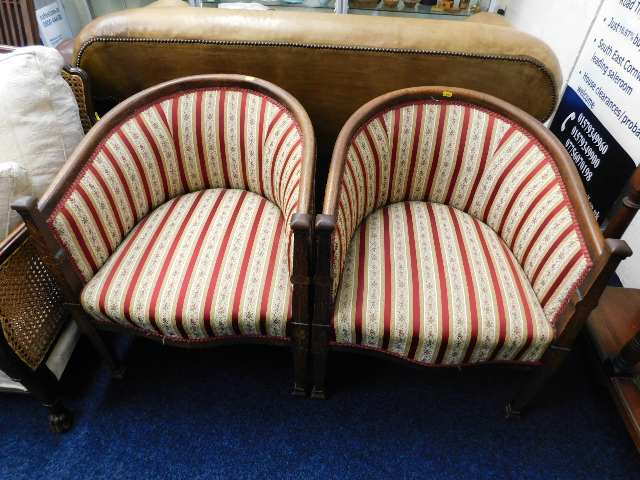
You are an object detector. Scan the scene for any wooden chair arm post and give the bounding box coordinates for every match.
[604,167,640,239]
[557,239,632,349]
[310,214,335,399]
[11,196,81,299]
[290,213,313,396]
[11,196,123,376]
[508,238,632,417]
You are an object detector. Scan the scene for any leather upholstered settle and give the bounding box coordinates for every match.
[46,81,310,343]
[72,6,562,166]
[326,97,592,366]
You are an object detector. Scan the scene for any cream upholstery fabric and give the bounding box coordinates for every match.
[81,189,292,342]
[333,202,554,365]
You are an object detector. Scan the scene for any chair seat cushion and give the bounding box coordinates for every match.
[81,188,292,343]
[332,201,554,365]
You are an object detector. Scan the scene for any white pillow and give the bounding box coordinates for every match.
[0,162,32,239]
[0,46,83,201]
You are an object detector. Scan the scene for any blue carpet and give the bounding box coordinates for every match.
[1,335,638,480]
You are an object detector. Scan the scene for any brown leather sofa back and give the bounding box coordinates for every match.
[72,5,562,160]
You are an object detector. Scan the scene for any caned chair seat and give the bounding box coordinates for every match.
[81,188,292,342]
[332,201,554,365]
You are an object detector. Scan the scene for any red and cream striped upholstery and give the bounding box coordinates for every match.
[49,88,303,283]
[333,202,553,364]
[332,101,592,329]
[81,189,292,342]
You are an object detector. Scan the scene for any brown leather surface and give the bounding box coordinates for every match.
[72,8,561,162]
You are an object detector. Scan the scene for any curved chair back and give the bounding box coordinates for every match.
[40,75,315,284]
[324,87,605,327]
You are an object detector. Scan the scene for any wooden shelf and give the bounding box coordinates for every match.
[587,286,640,450]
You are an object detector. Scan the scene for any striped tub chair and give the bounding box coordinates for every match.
[13,75,315,395]
[313,87,629,415]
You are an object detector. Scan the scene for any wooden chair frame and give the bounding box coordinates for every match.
[11,75,316,396]
[0,44,96,432]
[312,86,631,416]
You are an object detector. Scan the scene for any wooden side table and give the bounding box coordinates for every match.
[587,287,640,450]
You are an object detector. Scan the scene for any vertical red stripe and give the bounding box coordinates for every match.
[363,125,382,208]
[344,161,359,231]
[174,191,226,338]
[259,216,286,336]
[406,104,424,199]
[238,91,249,189]
[424,105,448,199]
[265,108,285,141]
[171,96,190,192]
[278,140,302,207]
[194,90,210,188]
[257,98,267,196]
[381,208,393,350]
[231,200,267,334]
[449,210,479,363]
[530,224,574,285]
[59,207,98,274]
[147,192,206,338]
[136,114,169,199]
[352,141,370,214]
[426,205,450,364]
[122,198,182,333]
[499,241,535,361]
[497,161,546,236]
[472,221,507,361]
[464,115,495,212]
[87,164,125,238]
[270,123,295,201]
[354,223,367,345]
[510,180,560,251]
[75,185,113,257]
[217,90,230,186]
[389,108,401,203]
[97,214,153,320]
[481,141,535,222]
[404,204,422,360]
[117,129,153,210]
[444,107,471,205]
[495,125,517,153]
[541,251,583,306]
[520,202,565,267]
[203,191,248,336]
[102,144,139,220]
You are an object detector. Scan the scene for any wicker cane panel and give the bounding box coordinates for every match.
[61,69,93,134]
[0,237,66,370]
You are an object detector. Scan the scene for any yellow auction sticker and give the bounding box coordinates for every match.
[442,91,453,98]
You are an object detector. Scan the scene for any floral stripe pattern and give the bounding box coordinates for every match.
[49,88,303,283]
[80,189,292,341]
[333,101,592,326]
[333,202,553,364]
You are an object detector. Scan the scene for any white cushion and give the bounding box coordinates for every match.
[0,162,31,238]
[0,46,83,204]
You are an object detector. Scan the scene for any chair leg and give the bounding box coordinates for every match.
[290,322,309,396]
[69,306,125,379]
[47,400,73,433]
[311,323,329,399]
[506,345,568,418]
